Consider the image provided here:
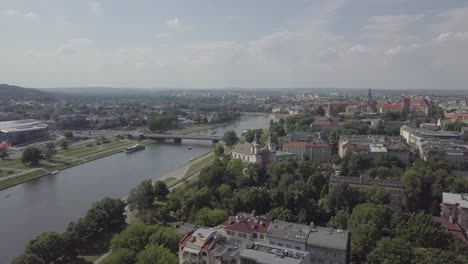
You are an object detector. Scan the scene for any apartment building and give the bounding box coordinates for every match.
[265,220,349,264]
[441,192,468,231]
[282,140,331,162]
[329,176,403,211]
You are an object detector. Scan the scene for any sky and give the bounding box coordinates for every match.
[0,0,468,90]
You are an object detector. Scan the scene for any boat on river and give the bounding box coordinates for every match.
[125,144,145,153]
[188,146,192,150]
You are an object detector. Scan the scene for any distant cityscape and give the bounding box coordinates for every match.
[1,84,468,264]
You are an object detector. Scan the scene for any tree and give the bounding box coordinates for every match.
[102,248,135,264]
[128,179,156,211]
[365,186,391,205]
[63,131,73,139]
[325,183,361,213]
[153,181,169,200]
[242,129,264,143]
[376,153,404,169]
[396,212,450,249]
[222,130,239,147]
[327,209,350,230]
[267,207,295,222]
[414,248,468,264]
[148,226,181,252]
[192,207,228,227]
[25,232,71,264]
[86,197,127,232]
[111,223,156,253]
[227,158,243,178]
[12,253,45,264]
[136,245,177,264]
[349,203,393,263]
[59,139,70,149]
[213,143,224,157]
[367,237,414,264]
[21,147,44,166]
[0,148,8,160]
[43,142,57,161]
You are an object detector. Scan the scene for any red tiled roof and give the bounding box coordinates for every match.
[432,216,468,243]
[380,103,402,110]
[411,99,428,107]
[445,113,468,120]
[284,140,330,148]
[223,214,270,235]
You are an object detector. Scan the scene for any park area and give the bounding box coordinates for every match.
[0,139,151,190]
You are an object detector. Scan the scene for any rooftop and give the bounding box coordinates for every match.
[223,213,270,235]
[0,119,48,133]
[240,242,310,264]
[442,192,468,208]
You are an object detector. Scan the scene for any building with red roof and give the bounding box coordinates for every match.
[179,228,218,264]
[221,213,270,241]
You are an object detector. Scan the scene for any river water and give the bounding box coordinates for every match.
[0,114,274,262]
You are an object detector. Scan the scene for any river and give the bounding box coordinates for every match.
[0,114,274,262]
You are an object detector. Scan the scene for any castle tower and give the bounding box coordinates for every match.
[402,96,410,114]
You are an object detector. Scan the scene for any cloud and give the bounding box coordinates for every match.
[365,14,424,33]
[57,38,93,55]
[4,9,39,20]
[431,6,468,32]
[167,17,180,28]
[436,32,468,42]
[88,1,102,17]
[6,9,20,16]
[166,17,194,31]
[155,33,172,39]
[24,11,39,20]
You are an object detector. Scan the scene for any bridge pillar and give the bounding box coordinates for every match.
[212,139,219,144]
[174,138,182,144]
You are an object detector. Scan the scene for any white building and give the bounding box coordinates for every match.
[231,134,276,167]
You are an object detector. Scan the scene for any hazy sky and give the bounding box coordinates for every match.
[1,0,468,89]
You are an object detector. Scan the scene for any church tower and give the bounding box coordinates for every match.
[250,133,261,154]
[266,132,276,152]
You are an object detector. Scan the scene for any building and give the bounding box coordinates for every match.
[326,102,349,117]
[441,192,468,231]
[338,135,409,165]
[419,140,468,169]
[239,242,310,264]
[400,125,460,149]
[379,103,402,114]
[220,213,270,242]
[282,140,331,162]
[310,120,345,131]
[329,175,404,211]
[231,134,276,167]
[0,119,49,145]
[287,132,320,142]
[266,220,349,264]
[179,228,217,264]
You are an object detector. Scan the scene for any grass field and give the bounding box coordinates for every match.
[0,169,48,190]
[0,139,149,190]
[162,177,176,184]
[184,152,214,177]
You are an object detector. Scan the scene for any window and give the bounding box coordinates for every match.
[295,246,300,250]
[238,233,243,237]
[259,234,264,239]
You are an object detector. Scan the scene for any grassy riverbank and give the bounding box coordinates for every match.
[0,139,152,190]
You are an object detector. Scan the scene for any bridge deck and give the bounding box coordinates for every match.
[143,134,222,141]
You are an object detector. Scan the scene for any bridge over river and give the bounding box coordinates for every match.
[142,133,222,143]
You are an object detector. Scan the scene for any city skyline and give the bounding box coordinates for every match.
[1,0,468,89]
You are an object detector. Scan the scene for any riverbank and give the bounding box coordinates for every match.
[0,139,153,190]
[158,151,215,190]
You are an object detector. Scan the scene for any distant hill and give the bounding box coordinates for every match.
[41,87,161,96]
[0,84,55,101]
